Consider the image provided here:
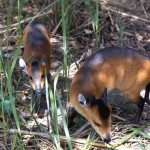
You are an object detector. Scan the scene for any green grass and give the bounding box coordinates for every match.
[116,11,124,46]
[0,0,24,148]
[60,1,73,148]
[85,0,100,48]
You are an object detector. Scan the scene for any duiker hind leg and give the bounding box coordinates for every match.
[144,83,150,105]
[135,97,145,124]
[135,83,150,123]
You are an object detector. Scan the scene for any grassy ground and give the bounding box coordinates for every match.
[0,0,150,149]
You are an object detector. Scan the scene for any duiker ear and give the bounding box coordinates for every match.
[101,87,108,105]
[78,93,87,108]
[19,58,26,68]
[41,55,46,66]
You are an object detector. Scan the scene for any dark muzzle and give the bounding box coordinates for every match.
[35,88,42,95]
[103,134,111,143]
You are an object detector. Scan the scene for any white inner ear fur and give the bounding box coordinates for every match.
[78,93,87,108]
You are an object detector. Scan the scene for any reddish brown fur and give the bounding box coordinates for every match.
[69,46,150,142]
[22,23,51,91]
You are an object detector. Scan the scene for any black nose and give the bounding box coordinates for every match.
[35,89,41,95]
[103,137,111,143]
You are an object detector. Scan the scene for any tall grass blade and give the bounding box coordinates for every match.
[95,0,100,47]
[85,0,100,48]
[116,12,124,46]
[60,0,68,99]
[17,0,23,33]
[49,85,60,145]
[56,90,72,150]
[11,134,17,150]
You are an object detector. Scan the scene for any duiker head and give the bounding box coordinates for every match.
[78,87,112,143]
[19,55,46,94]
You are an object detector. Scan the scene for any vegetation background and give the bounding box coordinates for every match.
[0,0,150,149]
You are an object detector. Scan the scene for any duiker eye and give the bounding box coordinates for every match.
[29,76,33,80]
[41,74,44,79]
[94,121,101,127]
